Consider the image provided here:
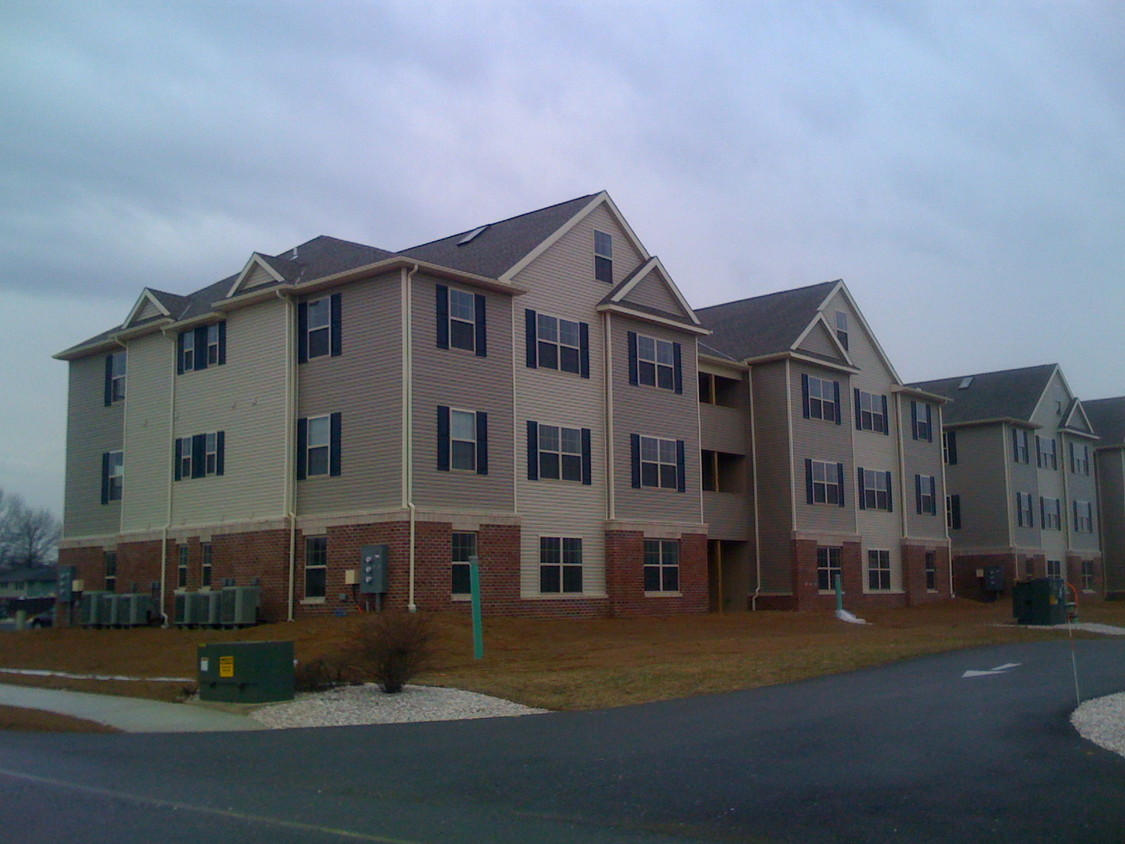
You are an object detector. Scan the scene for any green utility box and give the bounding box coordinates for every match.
[197,641,295,703]
[1012,577,1067,626]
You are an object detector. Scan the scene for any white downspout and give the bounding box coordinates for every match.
[156,329,175,626]
[938,404,954,597]
[404,265,418,612]
[749,366,763,611]
[604,312,616,521]
[277,290,297,622]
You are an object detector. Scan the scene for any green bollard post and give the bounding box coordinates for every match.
[469,556,484,660]
[834,574,843,613]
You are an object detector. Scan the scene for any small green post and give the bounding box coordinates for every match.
[834,574,844,613]
[469,555,484,660]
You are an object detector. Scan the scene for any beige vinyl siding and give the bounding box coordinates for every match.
[584,204,646,288]
[120,333,172,532]
[612,316,702,525]
[750,361,794,593]
[797,322,844,360]
[901,399,947,540]
[700,402,746,454]
[411,273,515,513]
[1098,450,1125,591]
[241,264,276,291]
[62,355,124,539]
[174,300,290,526]
[622,272,685,315]
[298,275,403,516]
[791,363,854,534]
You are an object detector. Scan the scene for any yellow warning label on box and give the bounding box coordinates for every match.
[219,655,235,678]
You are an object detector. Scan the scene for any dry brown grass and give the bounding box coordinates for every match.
[0,704,120,733]
[3,598,1123,717]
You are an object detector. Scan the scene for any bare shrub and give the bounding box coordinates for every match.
[294,655,356,693]
[343,611,434,694]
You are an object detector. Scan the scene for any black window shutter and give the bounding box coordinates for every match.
[928,476,936,514]
[833,381,842,425]
[1069,441,1075,472]
[218,321,227,365]
[630,434,641,488]
[216,431,225,476]
[801,374,810,419]
[857,468,867,510]
[804,459,813,505]
[925,404,933,442]
[191,434,206,479]
[885,471,894,512]
[948,431,958,465]
[676,440,686,493]
[103,355,113,406]
[101,452,110,504]
[581,428,592,485]
[194,326,209,371]
[854,388,862,429]
[297,302,309,364]
[881,395,889,435]
[579,322,590,379]
[329,412,342,476]
[474,294,487,357]
[436,285,449,349]
[951,494,961,529]
[1035,436,1042,467]
[627,331,638,385]
[911,402,918,440]
[525,310,538,368]
[476,412,488,475]
[526,421,539,480]
[673,343,683,394]
[436,406,450,471]
[295,418,308,480]
[174,439,182,482]
[1040,497,1045,526]
[176,332,186,374]
[330,293,342,358]
[837,463,846,507]
[915,475,922,514]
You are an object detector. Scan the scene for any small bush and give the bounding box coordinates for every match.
[294,655,355,693]
[344,611,434,694]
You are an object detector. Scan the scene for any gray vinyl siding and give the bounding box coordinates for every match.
[62,355,124,538]
[946,425,1015,548]
[700,402,747,454]
[751,361,794,593]
[1031,374,1068,559]
[511,210,623,597]
[175,299,290,526]
[298,274,403,516]
[700,377,752,542]
[120,333,172,532]
[797,321,843,360]
[612,316,702,525]
[622,272,684,315]
[1098,450,1125,591]
[704,492,750,540]
[901,398,946,540]
[1064,433,1100,553]
[411,272,515,513]
[791,362,854,534]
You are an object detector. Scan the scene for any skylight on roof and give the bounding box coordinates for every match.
[458,225,489,246]
[958,376,974,389]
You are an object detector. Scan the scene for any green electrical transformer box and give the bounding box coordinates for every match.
[197,641,295,703]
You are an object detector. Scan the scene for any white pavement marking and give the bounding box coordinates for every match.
[962,662,1022,678]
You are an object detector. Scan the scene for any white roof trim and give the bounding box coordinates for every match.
[1027,365,1066,424]
[609,256,701,325]
[227,253,286,299]
[123,288,171,328]
[595,302,711,335]
[790,311,854,367]
[815,280,902,384]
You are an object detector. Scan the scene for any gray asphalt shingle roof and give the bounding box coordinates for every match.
[694,280,838,361]
[908,364,1058,425]
[1084,396,1125,445]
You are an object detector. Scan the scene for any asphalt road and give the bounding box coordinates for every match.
[1,639,1123,843]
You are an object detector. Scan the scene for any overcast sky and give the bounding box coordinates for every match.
[3,0,1123,514]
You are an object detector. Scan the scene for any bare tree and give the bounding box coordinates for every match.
[0,489,61,569]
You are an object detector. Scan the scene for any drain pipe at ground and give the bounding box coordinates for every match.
[404,264,419,612]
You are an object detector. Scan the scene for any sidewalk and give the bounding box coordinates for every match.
[0,683,264,733]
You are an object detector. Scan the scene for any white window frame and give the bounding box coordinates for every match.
[180,331,195,372]
[1041,497,1061,531]
[448,287,477,352]
[107,450,124,501]
[817,546,842,592]
[305,535,327,599]
[1081,560,1095,591]
[178,544,189,588]
[594,230,613,283]
[537,423,583,482]
[539,536,583,594]
[643,539,680,594]
[857,390,887,433]
[1047,559,1062,579]
[1016,492,1034,528]
[807,376,837,422]
[860,469,891,511]
[306,296,332,360]
[925,551,937,591]
[918,474,936,515]
[449,408,478,472]
[639,435,679,489]
[636,334,676,390]
[811,459,842,505]
[835,310,849,350]
[201,542,213,588]
[109,351,126,402]
[451,532,477,597]
[867,549,891,591]
[306,415,331,477]
[104,551,117,592]
[1013,429,1030,464]
[1038,436,1057,470]
[206,323,221,366]
[536,313,582,374]
[1074,500,1093,533]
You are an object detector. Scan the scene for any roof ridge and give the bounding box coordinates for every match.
[696,279,840,312]
[911,362,1059,386]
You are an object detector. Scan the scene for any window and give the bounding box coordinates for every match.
[451,532,477,596]
[925,552,937,591]
[1024,558,1036,579]
[835,311,849,350]
[816,546,842,591]
[628,332,681,392]
[801,374,840,423]
[1016,492,1034,528]
[1073,500,1093,533]
[526,310,587,376]
[947,494,962,530]
[911,401,933,441]
[858,468,893,511]
[296,413,342,479]
[1070,443,1090,475]
[178,545,189,588]
[867,550,891,591]
[1036,436,1057,470]
[1082,560,1095,592]
[806,459,845,506]
[305,536,327,599]
[1040,497,1061,530]
[915,475,937,515]
[855,390,888,434]
[594,230,613,283]
[104,551,117,592]
[201,543,213,588]
[297,294,341,362]
[633,435,684,491]
[102,450,123,503]
[436,285,486,356]
[175,432,225,481]
[437,406,488,475]
[178,322,227,372]
[643,539,680,593]
[527,422,591,484]
[539,537,582,593]
[1012,429,1030,464]
[104,351,126,405]
[943,430,958,465]
[1047,559,1062,579]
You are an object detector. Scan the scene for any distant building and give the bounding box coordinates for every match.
[1083,397,1125,598]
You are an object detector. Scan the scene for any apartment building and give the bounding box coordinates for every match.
[910,365,1102,599]
[56,193,710,622]
[695,282,952,611]
[1083,397,1125,597]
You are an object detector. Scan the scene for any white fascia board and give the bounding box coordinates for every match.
[790,311,855,367]
[595,302,711,336]
[609,256,701,326]
[816,280,903,385]
[226,253,286,299]
[123,288,171,328]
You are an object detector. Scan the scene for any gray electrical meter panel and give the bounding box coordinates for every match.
[360,545,388,594]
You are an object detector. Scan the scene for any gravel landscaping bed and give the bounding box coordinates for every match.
[1072,692,1125,759]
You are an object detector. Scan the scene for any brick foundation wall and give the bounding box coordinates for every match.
[902,543,952,606]
[952,552,1041,602]
[605,531,708,617]
[1066,553,1104,599]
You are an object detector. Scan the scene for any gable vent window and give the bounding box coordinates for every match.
[835,311,849,350]
[594,230,613,283]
